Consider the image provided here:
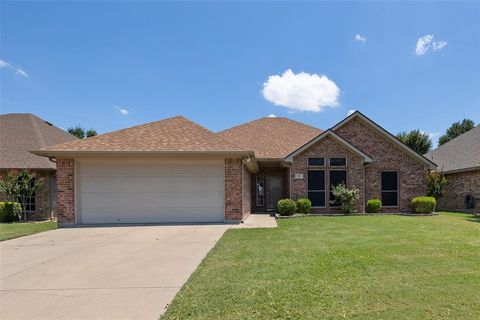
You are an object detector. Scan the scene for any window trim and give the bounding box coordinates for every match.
[381,171,399,208]
[329,169,347,208]
[307,157,325,167]
[307,169,326,208]
[255,176,265,207]
[329,157,348,167]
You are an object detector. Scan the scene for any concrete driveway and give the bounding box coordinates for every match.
[0,224,230,320]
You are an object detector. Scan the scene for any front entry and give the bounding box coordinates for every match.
[266,176,283,210]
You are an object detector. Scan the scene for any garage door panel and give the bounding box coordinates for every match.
[77,160,225,224]
[79,176,223,193]
[80,191,223,208]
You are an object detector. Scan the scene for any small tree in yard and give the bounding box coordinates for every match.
[0,170,43,221]
[425,171,447,200]
[331,184,359,214]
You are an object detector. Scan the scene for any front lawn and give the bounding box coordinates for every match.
[0,221,57,241]
[162,212,480,319]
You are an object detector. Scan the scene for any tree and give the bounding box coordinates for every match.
[425,171,447,200]
[67,126,97,139]
[438,119,475,146]
[396,129,432,154]
[0,170,43,221]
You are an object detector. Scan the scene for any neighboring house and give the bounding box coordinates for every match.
[425,126,480,213]
[0,113,78,220]
[32,111,436,226]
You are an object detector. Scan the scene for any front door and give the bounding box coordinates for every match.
[266,176,283,210]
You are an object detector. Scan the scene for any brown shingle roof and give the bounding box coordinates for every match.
[425,125,480,173]
[36,116,247,155]
[218,117,323,159]
[0,113,77,170]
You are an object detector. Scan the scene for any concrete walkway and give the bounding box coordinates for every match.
[0,224,230,320]
[237,214,278,228]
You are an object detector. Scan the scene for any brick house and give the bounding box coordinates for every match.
[425,126,480,213]
[32,111,436,226]
[0,114,77,220]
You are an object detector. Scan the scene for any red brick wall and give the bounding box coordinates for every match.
[56,158,75,224]
[334,117,428,212]
[290,136,365,213]
[437,170,480,213]
[242,165,252,219]
[225,158,243,221]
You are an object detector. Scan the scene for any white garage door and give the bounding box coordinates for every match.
[77,159,225,224]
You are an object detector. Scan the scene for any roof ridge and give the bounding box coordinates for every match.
[218,116,322,134]
[29,114,47,149]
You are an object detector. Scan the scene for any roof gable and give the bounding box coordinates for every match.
[218,117,323,159]
[0,113,77,169]
[34,116,250,156]
[425,125,480,173]
[332,111,437,169]
[285,130,373,163]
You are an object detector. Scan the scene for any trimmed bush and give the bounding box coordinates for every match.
[296,198,312,214]
[0,202,22,223]
[366,199,382,213]
[411,196,436,214]
[331,184,359,214]
[277,199,297,216]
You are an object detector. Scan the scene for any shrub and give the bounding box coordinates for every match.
[331,184,359,214]
[425,171,447,200]
[296,198,312,214]
[0,202,22,223]
[411,196,436,214]
[277,199,297,216]
[366,199,382,213]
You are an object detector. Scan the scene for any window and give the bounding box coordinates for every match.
[329,170,347,204]
[329,157,347,167]
[308,158,325,166]
[381,172,398,206]
[256,176,265,206]
[308,170,325,207]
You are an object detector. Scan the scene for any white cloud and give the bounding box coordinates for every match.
[420,130,439,139]
[267,114,277,118]
[0,59,28,77]
[114,106,129,115]
[415,35,447,56]
[354,34,366,43]
[262,69,340,112]
[347,109,356,116]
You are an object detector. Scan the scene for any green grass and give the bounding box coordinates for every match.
[0,220,57,241]
[162,212,480,319]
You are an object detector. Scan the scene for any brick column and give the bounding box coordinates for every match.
[225,158,242,221]
[56,158,75,224]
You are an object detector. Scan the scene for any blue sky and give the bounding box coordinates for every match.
[1,1,479,146]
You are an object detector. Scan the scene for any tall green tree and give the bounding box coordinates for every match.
[67,126,97,139]
[438,119,475,146]
[396,129,432,154]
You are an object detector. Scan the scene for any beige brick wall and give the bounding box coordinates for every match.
[290,136,365,213]
[334,117,429,212]
[437,170,480,213]
[56,158,75,224]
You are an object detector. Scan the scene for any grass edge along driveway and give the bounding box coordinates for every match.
[162,212,480,319]
[0,221,57,241]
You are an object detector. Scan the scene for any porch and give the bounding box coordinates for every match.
[250,163,289,213]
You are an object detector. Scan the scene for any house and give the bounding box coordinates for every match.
[425,126,480,213]
[32,111,436,225]
[0,113,77,219]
